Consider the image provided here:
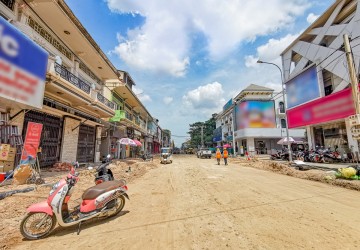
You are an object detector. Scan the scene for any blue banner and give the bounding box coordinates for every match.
[0,17,48,109]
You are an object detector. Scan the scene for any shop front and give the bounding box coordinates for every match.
[287,86,357,154]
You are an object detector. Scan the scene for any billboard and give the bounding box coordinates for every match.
[0,17,48,109]
[287,86,355,128]
[213,126,222,142]
[286,66,320,109]
[235,101,276,129]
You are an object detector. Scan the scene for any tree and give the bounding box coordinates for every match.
[187,116,216,148]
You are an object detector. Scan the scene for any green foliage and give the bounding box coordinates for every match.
[187,116,216,148]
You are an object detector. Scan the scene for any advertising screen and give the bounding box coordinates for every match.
[286,66,320,109]
[235,101,276,129]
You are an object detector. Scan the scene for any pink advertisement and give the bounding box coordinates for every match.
[287,87,355,128]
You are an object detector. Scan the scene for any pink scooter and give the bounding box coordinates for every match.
[20,164,129,240]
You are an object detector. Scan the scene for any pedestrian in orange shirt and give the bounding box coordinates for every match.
[223,148,228,165]
[216,148,221,165]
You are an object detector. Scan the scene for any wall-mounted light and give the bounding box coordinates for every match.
[64,30,70,35]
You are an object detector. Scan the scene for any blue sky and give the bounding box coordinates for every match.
[65,0,333,146]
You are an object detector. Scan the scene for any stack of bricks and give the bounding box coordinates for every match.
[52,162,73,172]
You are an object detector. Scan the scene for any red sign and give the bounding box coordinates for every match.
[287,87,355,128]
[21,122,43,161]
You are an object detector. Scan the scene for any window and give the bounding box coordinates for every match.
[281,119,287,128]
[279,102,285,113]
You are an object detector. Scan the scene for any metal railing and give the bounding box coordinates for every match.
[125,111,133,121]
[96,92,116,110]
[54,63,91,94]
[1,0,15,10]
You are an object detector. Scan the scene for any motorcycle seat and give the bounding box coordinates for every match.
[82,180,126,200]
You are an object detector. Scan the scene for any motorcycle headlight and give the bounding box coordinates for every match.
[49,181,60,196]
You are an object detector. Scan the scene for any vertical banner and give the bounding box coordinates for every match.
[21,122,43,161]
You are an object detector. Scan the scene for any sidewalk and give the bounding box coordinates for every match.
[239,154,359,170]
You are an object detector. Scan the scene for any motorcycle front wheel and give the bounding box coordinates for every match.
[20,212,56,240]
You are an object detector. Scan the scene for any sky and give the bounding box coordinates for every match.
[65,0,334,147]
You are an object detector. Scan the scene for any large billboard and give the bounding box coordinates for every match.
[213,126,222,142]
[287,86,355,128]
[286,66,320,109]
[0,17,48,109]
[235,101,276,129]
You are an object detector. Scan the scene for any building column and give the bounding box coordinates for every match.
[61,117,80,163]
[246,137,255,154]
[95,126,102,163]
[306,126,315,149]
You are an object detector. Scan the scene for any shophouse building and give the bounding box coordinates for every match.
[0,0,163,168]
[214,84,304,154]
[281,0,360,157]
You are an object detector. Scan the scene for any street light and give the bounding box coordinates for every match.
[232,101,237,157]
[257,60,293,162]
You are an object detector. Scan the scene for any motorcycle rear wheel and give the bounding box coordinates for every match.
[20,212,56,240]
[108,196,125,217]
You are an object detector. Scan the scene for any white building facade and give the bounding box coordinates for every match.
[214,84,304,154]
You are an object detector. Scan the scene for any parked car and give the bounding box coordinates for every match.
[197,148,212,159]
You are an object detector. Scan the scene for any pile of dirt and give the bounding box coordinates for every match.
[52,162,74,172]
[239,160,360,191]
[0,159,161,249]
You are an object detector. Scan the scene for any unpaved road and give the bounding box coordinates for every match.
[13,155,360,249]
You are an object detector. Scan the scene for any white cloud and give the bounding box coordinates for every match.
[307,13,319,24]
[245,33,301,68]
[163,96,173,104]
[182,82,225,115]
[133,86,152,102]
[107,0,310,76]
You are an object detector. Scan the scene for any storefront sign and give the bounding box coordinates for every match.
[21,122,43,161]
[0,17,48,109]
[287,87,355,128]
[223,98,233,112]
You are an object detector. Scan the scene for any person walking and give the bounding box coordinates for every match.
[216,148,221,165]
[223,147,229,165]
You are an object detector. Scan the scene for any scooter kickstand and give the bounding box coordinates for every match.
[77,221,82,235]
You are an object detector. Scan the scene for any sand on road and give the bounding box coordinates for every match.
[12,155,360,249]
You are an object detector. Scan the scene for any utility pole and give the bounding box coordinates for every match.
[344,34,360,114]
[200,125,204,147]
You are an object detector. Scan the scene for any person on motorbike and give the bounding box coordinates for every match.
[216,148,221,165]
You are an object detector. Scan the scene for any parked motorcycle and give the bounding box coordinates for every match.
[95,154,114,185]
[270,150,282,160]
[20,164,129,240]
[140,153,153,161]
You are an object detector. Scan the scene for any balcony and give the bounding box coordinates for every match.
[54,63,91,94]
[96,92,117,110]
[46,59,116,118]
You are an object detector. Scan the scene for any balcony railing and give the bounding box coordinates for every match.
[54,63,91,94]
[97,92,116,110]
[125,111,133,121]
[1,0,15,10]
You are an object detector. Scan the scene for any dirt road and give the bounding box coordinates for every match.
[13,155,360,249]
